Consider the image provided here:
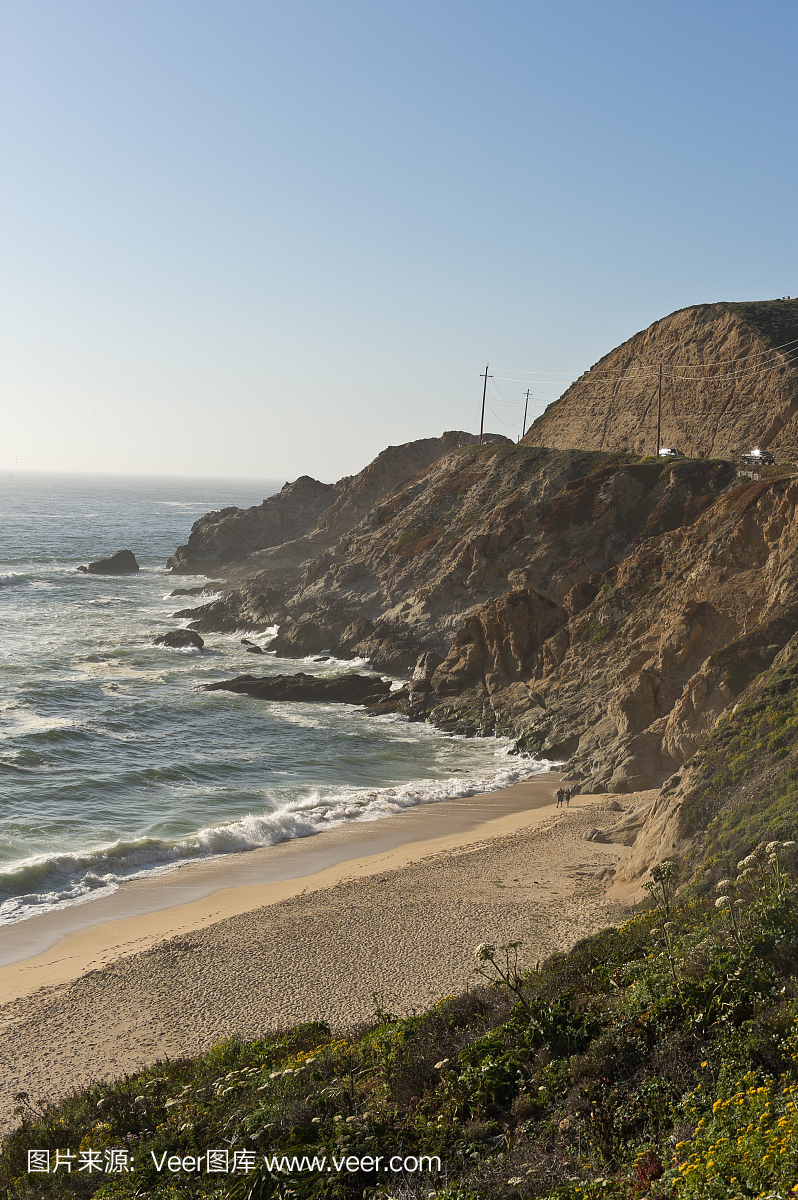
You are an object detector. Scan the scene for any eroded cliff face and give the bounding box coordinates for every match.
[167,432,506,575]
[173,436,798,800]
[522,300,798,460]
[417,470,798,795]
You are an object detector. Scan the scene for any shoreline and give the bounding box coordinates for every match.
[1,759,557,964]
[0,771,568,995]
[0,780,639,1133]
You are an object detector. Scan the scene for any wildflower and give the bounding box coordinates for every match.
[715,896,732,909]
[715,879,735,892]
[434,1059,449,1069]
[783,841,797,848]
[474,943,496,962]
[738,855,757,869]
[766,841,783,853]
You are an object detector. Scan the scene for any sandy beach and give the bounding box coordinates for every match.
[0,777,642,1133]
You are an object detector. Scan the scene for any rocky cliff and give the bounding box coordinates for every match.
[167,432,509,574]
[522,299,798,459]
[171,434,798,800]
[167,476,338,574]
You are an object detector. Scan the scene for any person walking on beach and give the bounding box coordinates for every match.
[554,787,564,808]
[564,787,571,807]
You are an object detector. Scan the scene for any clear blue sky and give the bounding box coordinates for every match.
[1,0,796,481]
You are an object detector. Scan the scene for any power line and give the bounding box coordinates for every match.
[492,350,797,389]
[492,326,798,377]
[486,402,522,427]
[492,334,798,387]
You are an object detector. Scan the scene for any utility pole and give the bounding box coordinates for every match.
[521,389,530,439]
[655,362,662,456]
[479,363,492,445]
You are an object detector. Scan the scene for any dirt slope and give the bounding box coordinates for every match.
[522,299,798,459]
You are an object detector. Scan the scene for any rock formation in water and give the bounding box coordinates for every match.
[205,672,393,705]
[154,629,204,650]
[167,476,338,574]
[78,550,140,574]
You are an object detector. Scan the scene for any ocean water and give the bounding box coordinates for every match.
[0,471,546,926]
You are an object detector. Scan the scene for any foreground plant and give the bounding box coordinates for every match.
[473,942,531,1012]
[4,851,798,1199]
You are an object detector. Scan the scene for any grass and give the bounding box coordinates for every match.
[678,644,798,877]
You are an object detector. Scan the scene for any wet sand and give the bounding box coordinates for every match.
[0,779,636,1132]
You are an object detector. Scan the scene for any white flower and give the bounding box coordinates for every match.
[766,841,782,853]
[434,1059,450,1070]
[715,896,732,909]
[783,841,797,848]
[737,855,757,869]
[715,879,735,892]
[474,943,496,962]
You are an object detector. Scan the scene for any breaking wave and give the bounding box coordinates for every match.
[0,756,547,925]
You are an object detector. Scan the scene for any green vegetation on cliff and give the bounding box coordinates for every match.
[679,642,798,881]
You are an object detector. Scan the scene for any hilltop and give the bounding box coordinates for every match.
[522,299,798,459]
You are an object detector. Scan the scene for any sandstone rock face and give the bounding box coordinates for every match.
[523,299,798,460]
[78,550,139,575]
[154,629,204,650]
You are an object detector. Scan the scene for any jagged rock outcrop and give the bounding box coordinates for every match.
[204,672,393,705]
[78,550,139,575]
[523,299,798,460]
[167,476,338,574]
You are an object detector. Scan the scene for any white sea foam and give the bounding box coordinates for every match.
[0,572,27,587]
[0,756,549,925]
[155,643,203,656]
[0,702,75,739]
